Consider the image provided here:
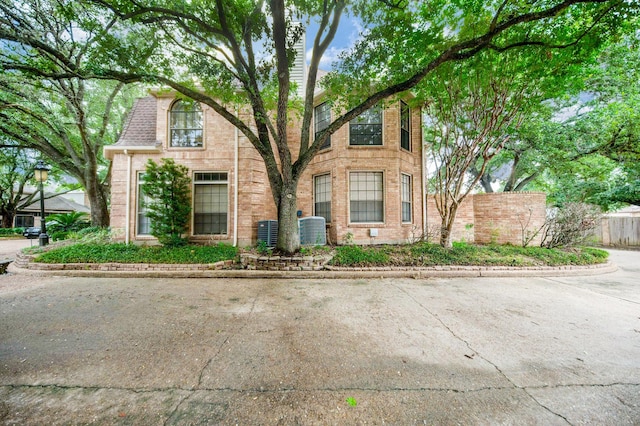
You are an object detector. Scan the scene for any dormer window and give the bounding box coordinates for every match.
[170,100,203,147]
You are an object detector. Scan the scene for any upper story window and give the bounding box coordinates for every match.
[400,101,410,151]
[170,100,203,148]
[350,105,382,146]
[314,102,331,150]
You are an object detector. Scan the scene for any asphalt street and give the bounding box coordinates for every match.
[0,248,639,425]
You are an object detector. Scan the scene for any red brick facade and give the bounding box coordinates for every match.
[106,93,425,246]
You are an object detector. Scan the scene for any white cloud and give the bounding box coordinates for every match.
[304,16,366,70]
[306,45,345,69]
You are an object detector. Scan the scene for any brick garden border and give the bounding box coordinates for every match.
[8,250,617,279]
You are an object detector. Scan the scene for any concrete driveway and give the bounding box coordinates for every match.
[0,249,639,425]
[0,238,35,261]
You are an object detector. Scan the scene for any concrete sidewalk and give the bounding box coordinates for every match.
[1,249,639,424]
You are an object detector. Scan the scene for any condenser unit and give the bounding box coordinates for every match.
[257,220,278,247]
[299,216,327,246]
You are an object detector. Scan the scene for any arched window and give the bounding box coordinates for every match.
[170,100,203,147]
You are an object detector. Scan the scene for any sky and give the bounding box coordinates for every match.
[304,15,364,70]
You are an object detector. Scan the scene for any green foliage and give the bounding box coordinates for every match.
[480,26,640,209]
[46,212,90,234]
[346,397,357,407]
[256,240,272,256]
[330,245,390,267]
[142,158,192,247]
[330,242,608,267]
[0,227,24,236]
[36,243,238,264]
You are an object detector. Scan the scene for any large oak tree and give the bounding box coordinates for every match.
[1,0,636,252]
[0,1,140,227]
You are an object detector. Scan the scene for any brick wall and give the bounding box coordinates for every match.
[425,192,547,246]
[426,196,475,243]
[473,192,546,246]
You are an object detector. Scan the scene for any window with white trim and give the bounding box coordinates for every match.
[170,100,203,147]
[350,171,384,223]
[137,172,151,235]
[349,105,382,146]
[401,173,412,223]
[314,174,331,223]
[314,102,331,150]
[193,172,228,235]
[400,101,410,151]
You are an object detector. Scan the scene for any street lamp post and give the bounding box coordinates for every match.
[34,160,50,247]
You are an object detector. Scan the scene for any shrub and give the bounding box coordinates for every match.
[50,231,70,242]
[142,158,192,247]
[46,212,90,237]
[0,227,24,236]
[541,203,601,249]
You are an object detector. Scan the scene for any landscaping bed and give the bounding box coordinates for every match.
[24,239,609,269]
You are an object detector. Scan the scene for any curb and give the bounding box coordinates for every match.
[6,260,618,279]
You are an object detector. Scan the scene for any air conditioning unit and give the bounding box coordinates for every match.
[299,216,327,245]
[257,220,278,247]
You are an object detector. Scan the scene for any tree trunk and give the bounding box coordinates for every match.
[85,177,110,227]
[276,179,300,254]
[439,204,460,249]
[1,208,14,228]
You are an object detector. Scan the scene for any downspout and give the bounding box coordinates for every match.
[124,150,132,245]
[233,114,239,247]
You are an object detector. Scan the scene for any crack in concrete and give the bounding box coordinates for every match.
[390,282,583,425]
[4,382,638,395]
[162,288,262,425]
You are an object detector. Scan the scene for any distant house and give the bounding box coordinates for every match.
[12,192,90,228]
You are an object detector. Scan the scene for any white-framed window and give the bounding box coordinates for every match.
[401,173,412,223]
[193,172,228,235]
[400,101,411,151]
[350,171,384,223]
[170,100,203,147]
[314,174,331,223]
[314,102,331,150]
[136,172,151,235]
[349,105,382,146]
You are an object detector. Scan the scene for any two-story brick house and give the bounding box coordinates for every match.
[105,89,425,247]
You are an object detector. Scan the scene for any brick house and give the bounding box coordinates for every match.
[105,89,425,247]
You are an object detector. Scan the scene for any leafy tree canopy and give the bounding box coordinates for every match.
[1,0,637,251]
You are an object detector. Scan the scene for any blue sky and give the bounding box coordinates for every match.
[304,15,363,70]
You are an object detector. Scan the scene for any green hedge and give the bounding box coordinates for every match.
[0,228,25,237]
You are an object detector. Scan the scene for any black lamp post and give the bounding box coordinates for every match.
[34,160,50,247]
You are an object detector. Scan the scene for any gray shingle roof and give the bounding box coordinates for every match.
[113,96,159,147]
[20,193,91,214]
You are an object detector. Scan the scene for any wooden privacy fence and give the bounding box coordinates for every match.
[598,217,640,246]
